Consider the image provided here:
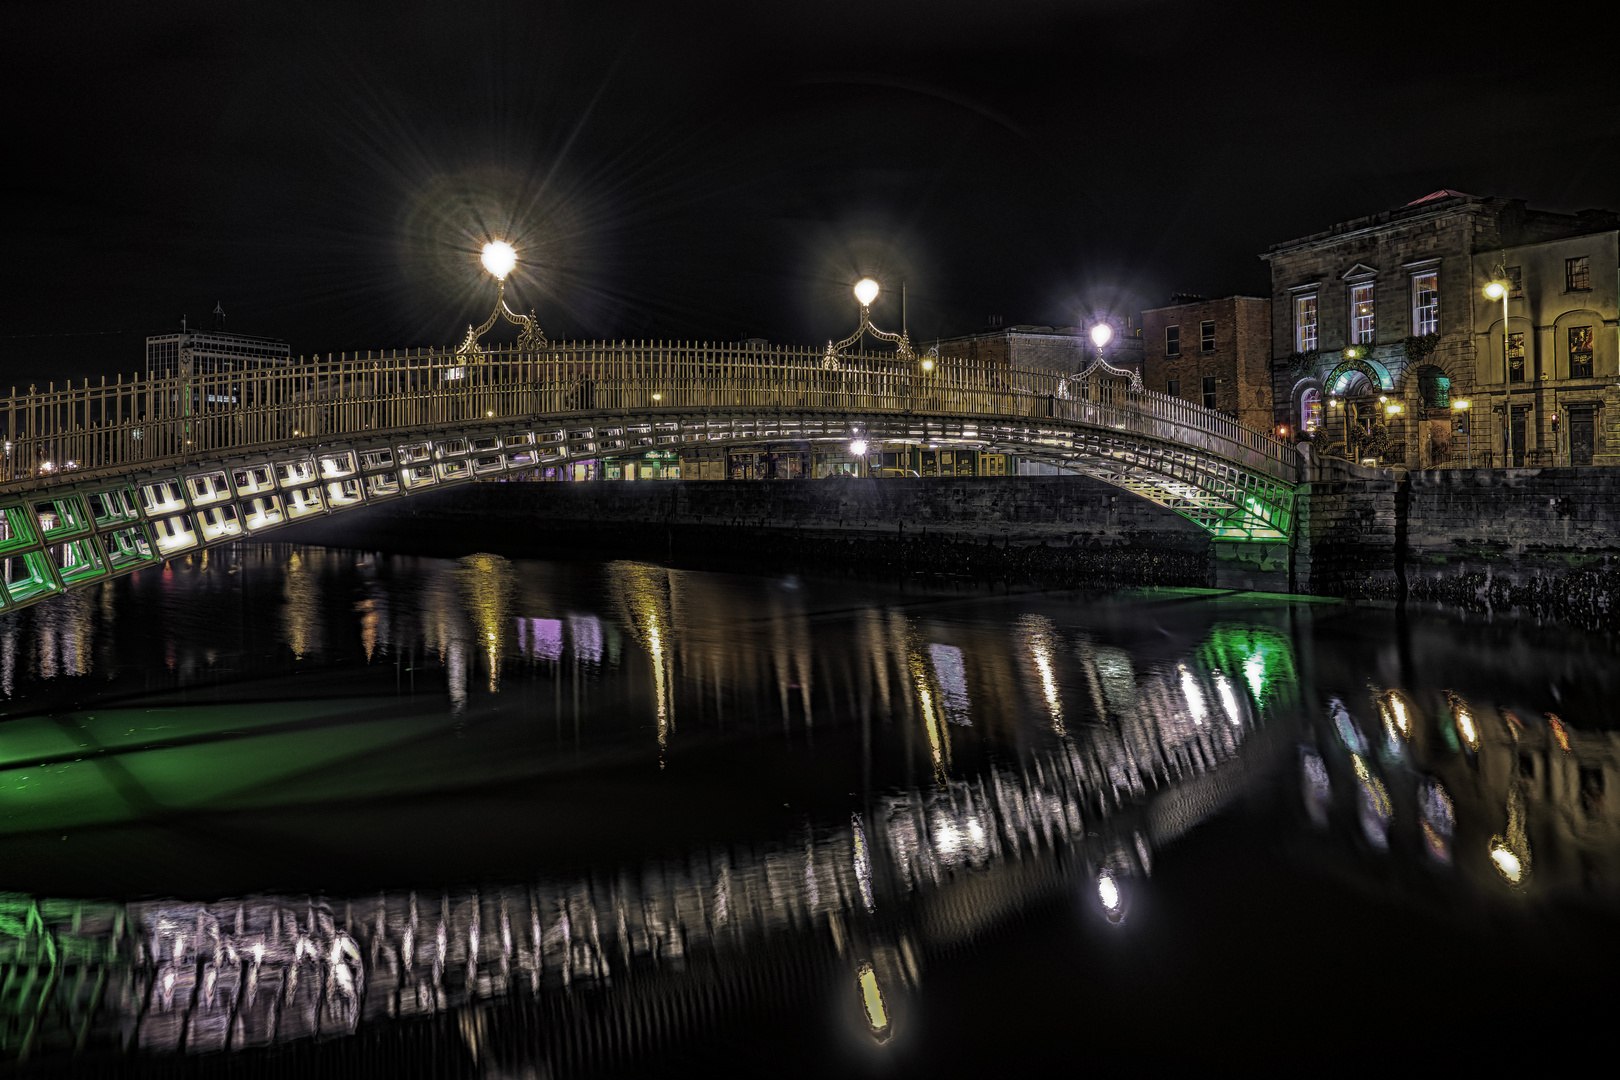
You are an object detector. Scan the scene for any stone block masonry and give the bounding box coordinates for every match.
[272,476,1224,590]
[1402,468,1620,625]
[1298,464,1620,627]
[263,468,1620,625]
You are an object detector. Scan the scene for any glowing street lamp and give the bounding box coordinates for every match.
[1485,275,1511,465]
[480,240,517,280]
[826,277,918,368]
[1073,316,1142,390]
[1453,398,1472,466]
[456,239,546,358]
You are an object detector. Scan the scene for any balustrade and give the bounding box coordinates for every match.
[0,342,1297,490]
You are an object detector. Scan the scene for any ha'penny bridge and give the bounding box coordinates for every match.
[0,339,1301,614]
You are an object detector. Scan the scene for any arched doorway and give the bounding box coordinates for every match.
[1313,372,1384,462]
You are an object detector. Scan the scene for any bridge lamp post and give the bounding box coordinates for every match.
[1089,322,1113,353]
[1453,399,1471,467]
[826,278,916,369]
[456,240,546,358]
[1072,318,1143,391]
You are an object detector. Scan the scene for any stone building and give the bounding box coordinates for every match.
[1140,295,1272,433]
[1471,230,1618,466]
[933,320,1144,381]
[1263,191,1620,469]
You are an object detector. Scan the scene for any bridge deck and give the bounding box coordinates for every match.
[0,343,1300,613]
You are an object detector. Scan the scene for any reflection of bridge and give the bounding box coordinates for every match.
[0,665,1283,1070]
[0,343,1300,614]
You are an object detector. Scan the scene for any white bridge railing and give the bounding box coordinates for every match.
[0,342,1298,491]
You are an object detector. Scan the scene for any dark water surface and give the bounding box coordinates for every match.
[1,544,1617,1074]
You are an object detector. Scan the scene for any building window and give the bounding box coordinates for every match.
[1200,320,1215,351]
[1566,256,1591,292]
[1508,332,1525,383]
[1165,325,1180,356]
[1506,266,1523,298]
[1411,272,1438,336]
[1166,378,1180,397]
[1301,387,1323,433]
[1570,325,1594,378]
[1295,295,1317,351]
[1201,376,1217,409]
[1350,282,1375,344]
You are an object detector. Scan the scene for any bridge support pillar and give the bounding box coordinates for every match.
[1211,540,1292,593]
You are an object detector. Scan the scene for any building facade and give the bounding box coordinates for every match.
[934,321,1144,382]
[145,329,291,380]
[1264,191,1619,469]
[1140,295,1272,433]
[1470,230,1618,466]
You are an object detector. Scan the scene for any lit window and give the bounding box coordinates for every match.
[1301,388,1323,432]
[1200,321,1215,351]
[1165,325,1180,356]
[1295,295,1318,351]
[1566,256,1591,291]
[1166,378,1180,397]
[1350,282,1375,344]
[1508,333,1525,383]
[1411,272,1438,336]
[1570,325,1594,378]
[1201,375,1217,410]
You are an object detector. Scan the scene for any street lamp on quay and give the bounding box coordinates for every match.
[1453,398,1472,467]
[1485,276,1511,466]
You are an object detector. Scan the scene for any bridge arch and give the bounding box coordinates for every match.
[0,342,1299,614]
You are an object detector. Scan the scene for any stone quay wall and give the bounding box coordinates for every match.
[273,476,1219,589]
[269,470,1620,619]
[1299,465,1620,626]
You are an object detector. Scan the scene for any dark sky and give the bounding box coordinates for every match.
[3,0,1616,383]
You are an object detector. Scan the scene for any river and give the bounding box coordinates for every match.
[0,543,1615,1074]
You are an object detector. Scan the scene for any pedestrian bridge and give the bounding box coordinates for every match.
[0,342,1299,614]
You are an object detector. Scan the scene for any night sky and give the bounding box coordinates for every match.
[3,0,1616,385]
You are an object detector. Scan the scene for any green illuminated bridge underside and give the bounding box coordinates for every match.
[0,342,1300,614]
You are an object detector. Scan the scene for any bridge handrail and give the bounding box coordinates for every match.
[0,341,1299,489]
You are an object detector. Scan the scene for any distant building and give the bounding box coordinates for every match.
[1140,296,1272,433]
[1263,190,1620,468]
[933,320,1144,381]
[1469,229,1618,466]
[146,319,291,380]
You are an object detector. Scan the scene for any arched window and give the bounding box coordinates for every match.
[1301,387,1323,433]
[1415,366,1450,409]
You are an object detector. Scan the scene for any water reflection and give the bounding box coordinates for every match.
[0,549,1617,1070]
[455,554,516,693]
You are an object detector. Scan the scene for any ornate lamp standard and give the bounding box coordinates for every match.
[825,278,918,368]
[1072,318,1142,390]
[456,240,548,357]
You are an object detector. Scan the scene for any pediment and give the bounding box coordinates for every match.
[1340,263,1379,280]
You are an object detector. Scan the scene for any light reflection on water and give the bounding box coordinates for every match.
[0,545,1617,1070]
